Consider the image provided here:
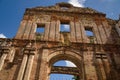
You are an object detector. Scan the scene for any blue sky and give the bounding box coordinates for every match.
[0,0,120,38]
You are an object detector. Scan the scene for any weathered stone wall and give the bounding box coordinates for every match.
[0,2,120,80]
[15,3,120,45]
[0,39,120,80]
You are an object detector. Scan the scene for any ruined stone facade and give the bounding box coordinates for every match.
[0,2,120,80]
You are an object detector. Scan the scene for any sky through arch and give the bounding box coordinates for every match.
[50,60,76,80]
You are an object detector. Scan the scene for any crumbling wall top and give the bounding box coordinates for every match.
[25,2,105,16]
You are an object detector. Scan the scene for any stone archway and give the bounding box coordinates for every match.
[47,48,84,80]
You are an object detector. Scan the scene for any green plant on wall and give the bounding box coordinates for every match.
[36,33,44,40]
[89,36,94,43]
[72,75,80,80]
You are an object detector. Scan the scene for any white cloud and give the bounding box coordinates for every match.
[63,24,70,30]
[68,0,86,7]
[0,34,6,38]
[65,60,76,67]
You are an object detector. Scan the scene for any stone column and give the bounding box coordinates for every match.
[17,41,36,80]
[0,53,7,71]
[23,20,32,39]
[8,47,16,62]
[23,55,34,80]
[39,49,49,80]
[0,45,10,71]
[49,21,56,41]
[55,20,60,41]
[103,59,110,79]
[17,54,28,80]
[44,22,50,41]
[75,22,82,42]
[97,59,106,80]
[70,21,76,42]
[84,52,98,80]
[29,23,36,40]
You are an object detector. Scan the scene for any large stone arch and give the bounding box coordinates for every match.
[47,48,84,80]
[48,50,82,68]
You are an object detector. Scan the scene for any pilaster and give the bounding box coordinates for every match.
[39,49,49,80]
[17,42,36,80]
[0,46,10,71]
[84,52,98,80]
